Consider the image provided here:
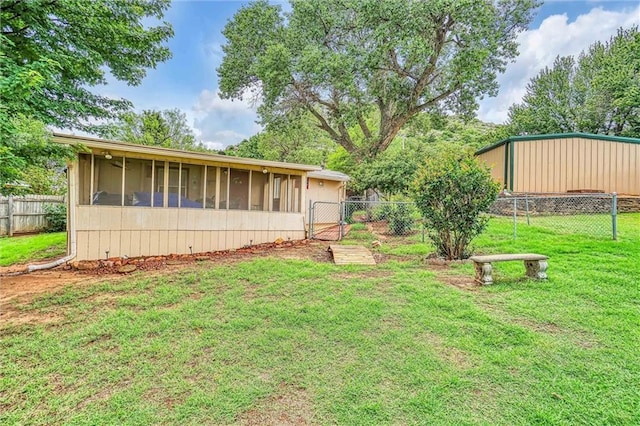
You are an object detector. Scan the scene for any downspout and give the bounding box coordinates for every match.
[27,161,77,272]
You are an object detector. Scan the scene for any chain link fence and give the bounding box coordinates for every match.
[490,193,618,240]
[309,194,621,243]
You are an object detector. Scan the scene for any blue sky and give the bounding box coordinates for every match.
[95,0,640,149]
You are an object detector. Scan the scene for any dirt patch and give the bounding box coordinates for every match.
[238,383,315,426]
[423,258,480,291]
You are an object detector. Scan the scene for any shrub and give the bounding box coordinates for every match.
[43,203,66,232]
[412,152,499,260]
[387,203,414,236]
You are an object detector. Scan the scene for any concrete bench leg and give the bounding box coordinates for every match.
[474,262,493,285]
[525,260,548,280]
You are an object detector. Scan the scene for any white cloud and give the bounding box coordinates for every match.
[191,88,262,148]
[478,5,640,124]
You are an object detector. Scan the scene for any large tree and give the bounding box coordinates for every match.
[508,26,640,137]
[225,113,337,164]
[0,0,173,136]
[106,109,206,151]
[218,0,537,161]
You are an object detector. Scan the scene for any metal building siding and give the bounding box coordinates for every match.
[476,143,506,188]
[511,137,640,194]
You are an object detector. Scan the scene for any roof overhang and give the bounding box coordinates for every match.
[53,133,323,172]
[307,170,350,182]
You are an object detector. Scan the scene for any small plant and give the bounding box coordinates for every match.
[43,203,67,232]
[412,151,499,260]
[387,203,414,236]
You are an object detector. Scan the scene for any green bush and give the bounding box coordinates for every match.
[43,203,66,232]
[387,203,414,236]
[412,152,499,260]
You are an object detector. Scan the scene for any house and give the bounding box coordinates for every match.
[53,133,348,261]
[475,133,640,195]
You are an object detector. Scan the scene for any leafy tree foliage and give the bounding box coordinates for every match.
[225,114,337,164]
[106,109,206,151]
[412,151,499,260]
[508,26,640,137]
[0,117,72,195]
[218,0,537,161]
[0,0,173,135]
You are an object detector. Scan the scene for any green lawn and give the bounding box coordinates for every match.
[1,216,639,424]
[0,232,67,266]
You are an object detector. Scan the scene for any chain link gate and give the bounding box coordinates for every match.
[309,201,343,241]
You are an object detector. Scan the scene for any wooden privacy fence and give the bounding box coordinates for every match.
[0,195,65,236]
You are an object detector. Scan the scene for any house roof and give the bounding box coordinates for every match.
[307,169,350,182]
[475,132,640,155]
[52,133,323,172]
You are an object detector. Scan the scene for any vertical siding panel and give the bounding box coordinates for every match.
[541,140,548,192]
[634,144,640,195]
[167,230,178,254]
[140,230,150,257]
[622,142,630,193]
[595,141,603,192]
[120,230,131,257]
[194,230,203,253]
[554,138,562,192]
[176,231,187,254]
[130,230,141,257]
[157,231,168,256]
[518,143,525,192]
[536,141,543,192]
[110,230,121,258]
[99,230,110,258]
[150,231,161,256]
[585,139,592,190]
[617,142,625,194]
[218,231,227,251]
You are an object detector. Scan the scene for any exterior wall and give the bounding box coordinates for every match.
[74,206,306,260]
[306,178,345,225]
[307,178,344,204]
[476,143,506,188]
[513,137,640,195]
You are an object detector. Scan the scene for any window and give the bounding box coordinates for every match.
[290,175,302,213]
[180,163,205,208]
[78,154,91,205]
[93,156,124,205]
[126,158,153,206]
[250,170,269,211]
[205,166,217,208]
[219,167,229,209]
[272,174,288,212]
[229,169,249,210]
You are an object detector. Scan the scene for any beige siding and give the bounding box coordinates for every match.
[511,137,640,194]
[306,178,345,224]
[476,144,506,188]
[75,206,306,260]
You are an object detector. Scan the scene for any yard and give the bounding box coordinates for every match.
[1,215,639,424]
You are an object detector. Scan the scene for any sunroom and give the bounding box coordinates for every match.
[54,133,341,261]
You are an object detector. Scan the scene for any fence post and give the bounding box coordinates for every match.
[309,200,314,239]
[340,201,346,239]
[513,197,517,239]
[7,195,14,237]
[612,192,617,240]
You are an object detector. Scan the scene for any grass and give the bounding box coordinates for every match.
[1,216,639,424]
[0,232,67,266]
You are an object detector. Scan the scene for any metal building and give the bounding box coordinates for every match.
[475,133,640,195]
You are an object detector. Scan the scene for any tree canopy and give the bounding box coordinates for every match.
[105,109,206,151]
[0,0,173,136]
[508,26,640,137]
[218,0,537,161]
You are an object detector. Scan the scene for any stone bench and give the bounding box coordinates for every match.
[469,254,548,285]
